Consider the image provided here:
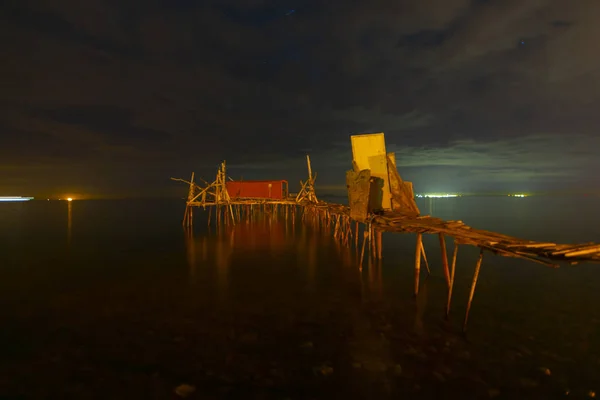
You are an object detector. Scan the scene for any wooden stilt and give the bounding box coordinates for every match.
[439,233,450,288]
[369,224,377,258]
[420,240,430,275]
[346,217,352,246]
[183,172,195,227]
[446,242,458,317]
[359,229,368,268]
[355,221,359,247]
[345,218,349,246]
[376,230,383,259]
[229,204,235,225]
[415,233,422,296]
[463,249,484,332]
[182,206,189,227]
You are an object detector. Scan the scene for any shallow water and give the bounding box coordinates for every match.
[1,197,599,399]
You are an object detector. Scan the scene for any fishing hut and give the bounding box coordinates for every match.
[171,159,315,228]
[172,133,600,331]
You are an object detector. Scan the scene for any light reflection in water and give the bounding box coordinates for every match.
[67,200,72,248]
[305,224,317,291]
[414,278,429,335]
[184,228,196,283]
[183,212,391,305]
[367,257,383,301]
[214,233,231,302]
[185,213,299,301]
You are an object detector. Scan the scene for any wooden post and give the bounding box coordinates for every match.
[414,233,422,296]
[360,229,368,268]
[376,230,383,259]
[182,206,189,227]
[370,224,375,258]
[346,217,352,246]
[463,249,484,332]
[420,239,430,275]
[446,242,458,317]
[229,204,235,225]
[439,233,450,288]
[183,172,195,227]
[344,217,348,246]
[346,216,353,247]
[355,221,359,247]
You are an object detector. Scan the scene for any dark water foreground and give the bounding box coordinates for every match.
[1,198,600,399]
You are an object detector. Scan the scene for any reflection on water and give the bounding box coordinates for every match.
[185,214,312,304]
[184,228,196,282]
[302,223,318,292]
[2,198,600,398]
[67,200,72,248]
[414,278,428,335]
[185,227,232,300]
[182,210,392,309]
[367,257,383,302]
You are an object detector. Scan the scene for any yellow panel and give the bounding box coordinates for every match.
[350,133,391,210]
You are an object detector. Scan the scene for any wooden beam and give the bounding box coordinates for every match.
[439,233,451,288]
[414,233,422,296]
[463,249,484,332]
[446,242,458,317]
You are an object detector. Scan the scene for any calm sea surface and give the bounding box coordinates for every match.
[1,196,600,399]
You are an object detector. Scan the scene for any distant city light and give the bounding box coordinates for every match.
[0,196,34,202]
[67,198,73,202]
[416,193,459,198]
[508,194,527,197]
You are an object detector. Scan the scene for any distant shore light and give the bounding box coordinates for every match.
[416,193,459,198]
[67,198,73,202]
[0,196,34,202]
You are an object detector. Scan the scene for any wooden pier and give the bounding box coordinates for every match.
[172,137,600,332]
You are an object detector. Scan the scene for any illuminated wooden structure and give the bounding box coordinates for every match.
[350,133,392,212]
[172,133,600,332]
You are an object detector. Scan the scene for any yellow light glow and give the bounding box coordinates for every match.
[67,198,73,202]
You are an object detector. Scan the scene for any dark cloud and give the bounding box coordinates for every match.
[398,30,449,48]
[550,20,573,28]
[0,0,598,197]
[34,105,170,145]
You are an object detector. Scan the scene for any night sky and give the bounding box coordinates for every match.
[1,0,599,198]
